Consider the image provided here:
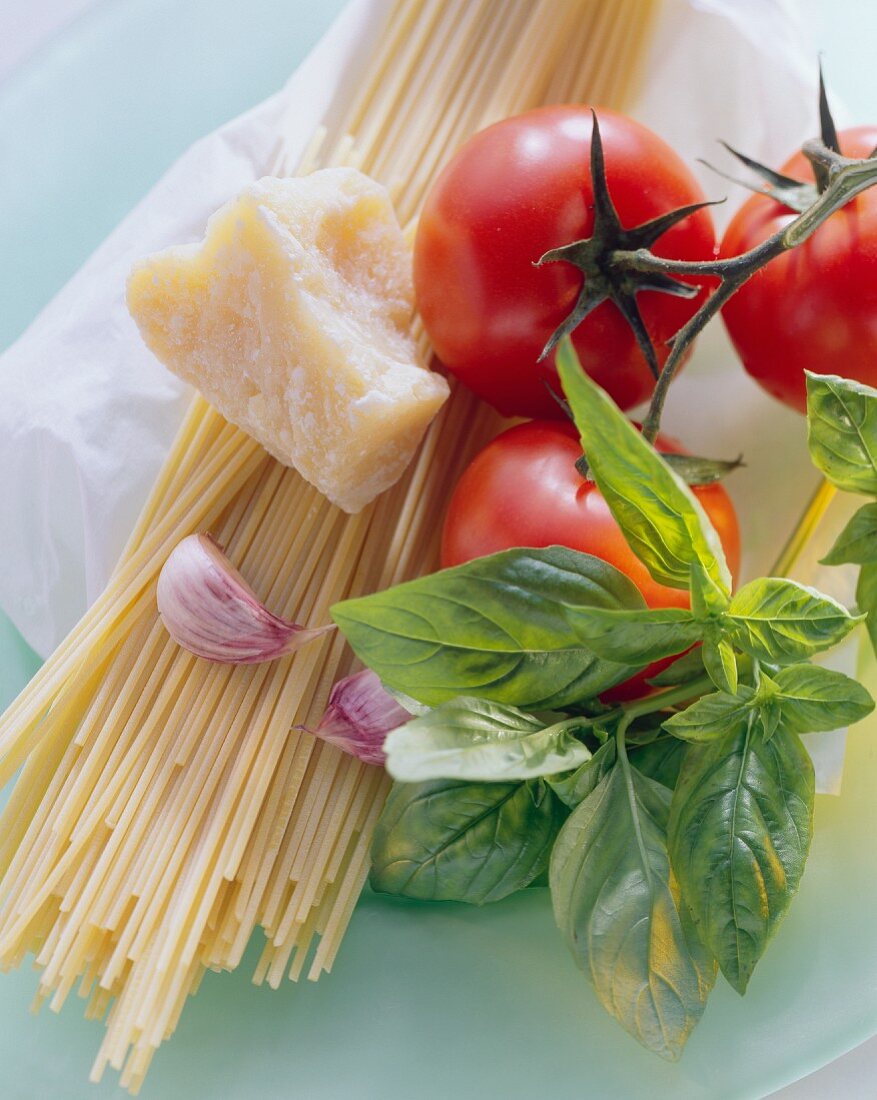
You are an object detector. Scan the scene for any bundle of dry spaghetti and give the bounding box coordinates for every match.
[0,0,657,1090]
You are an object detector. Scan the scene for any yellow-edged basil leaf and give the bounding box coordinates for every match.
[370,777,565,904]
[568,606,703,665]
[772,664,875,733]
[726,577,862,664]
[556,339,731,594]
[806,372,877,495]
[332,546,643,708]
[662,687,754,743]
[384,697,591,783]
[550,762,715,1060]
[668,721,814,994]
[821,502,877,566]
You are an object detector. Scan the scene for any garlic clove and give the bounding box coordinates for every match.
[313,669,412,766]
[157,533,334,663]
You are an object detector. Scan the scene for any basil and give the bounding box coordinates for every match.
[629,737,687,790]
[663,687,754,742]
[858,562,877,653]
[568,606,703,664]
[702,634,739,694]
[556,339,731,594]
[370,777,565,905]
[647,647,706,687]
[726,577,861,663]
[806,372,877,495]
[668,720,814,993]
[550,760,715,1060]
[821,501,877,566]
[332,546,642,708]
[546,740,616,808]
[383,697,591,783]
[770,663,874,733]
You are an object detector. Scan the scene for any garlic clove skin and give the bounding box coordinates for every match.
[313,669,412,766]
[157,533,334,664]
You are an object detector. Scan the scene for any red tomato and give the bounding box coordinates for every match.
[414,105,716,419]
[440,420,741,700]
[721,126,877,413]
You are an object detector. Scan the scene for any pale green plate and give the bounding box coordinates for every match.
[2,2,877,1097]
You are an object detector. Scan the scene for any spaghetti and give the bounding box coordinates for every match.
[0,0,658,1090]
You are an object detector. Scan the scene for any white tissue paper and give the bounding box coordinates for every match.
[0,0,855,790]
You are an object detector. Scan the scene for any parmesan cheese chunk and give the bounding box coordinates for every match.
[127,168,449,513]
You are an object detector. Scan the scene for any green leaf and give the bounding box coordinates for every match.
[550,760,715,1060]
[647,647,706,687]
[332,546,643,709]
[370,777,565,904]
[772,664,875,733]
[384,697,592,783]
[806,372,877,495]
[726,577,861,664]
[690,561,730,619]
[629,737,687,790]
[858,562,877,654]
[668,721,814,993]
[702,635,738,694]
[547,740,617,808]
[663,452,744,486]
[556,339,731,594]
[663,687,754,743]
[568,606,703,665]
[821,502,877,565]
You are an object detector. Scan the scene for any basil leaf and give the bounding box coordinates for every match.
[806,372,877,495]
[568,606,703,665]
[772,663,874,733]
[663,452,743,486]
[858,562,877,654]
[648,647,706,687]
[556,339,731,594]
[384,697,591,783]
[629,737,687,790]
[332,546,643,708]
[702,634,738,694]
[547,740,616,808]
[551,762,715,1060]
[370,778,565,904]
[662,687,754,743]
[668,721,814,993]
[821,502,877,566]
[726,577,861,664]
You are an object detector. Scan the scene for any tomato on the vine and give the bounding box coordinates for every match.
[414,105,716,419]
[440,419,741,699]
[721,126,877,413]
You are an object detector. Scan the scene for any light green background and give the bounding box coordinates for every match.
[2,1,877,1098]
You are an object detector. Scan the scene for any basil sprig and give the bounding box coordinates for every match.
[335,348,876,1063]
[807,372,877,653]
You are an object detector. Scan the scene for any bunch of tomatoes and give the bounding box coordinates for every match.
[413,105,877,698]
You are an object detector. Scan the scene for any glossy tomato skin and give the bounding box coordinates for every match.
[414,105,716,420]
[440,420,741,700]
[721,126,877,413]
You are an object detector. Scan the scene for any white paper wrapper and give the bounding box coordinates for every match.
[0,0,855,789]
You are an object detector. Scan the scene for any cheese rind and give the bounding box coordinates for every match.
[127,168,449,513]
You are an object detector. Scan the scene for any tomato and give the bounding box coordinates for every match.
[414,105,716,419]
[440,420,741,700]
[721,126,877,413]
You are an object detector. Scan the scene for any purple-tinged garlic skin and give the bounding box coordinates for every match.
[157,533,333,663]
[314,669,411,766]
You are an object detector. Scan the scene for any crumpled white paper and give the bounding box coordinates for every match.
[0,0,853,789]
